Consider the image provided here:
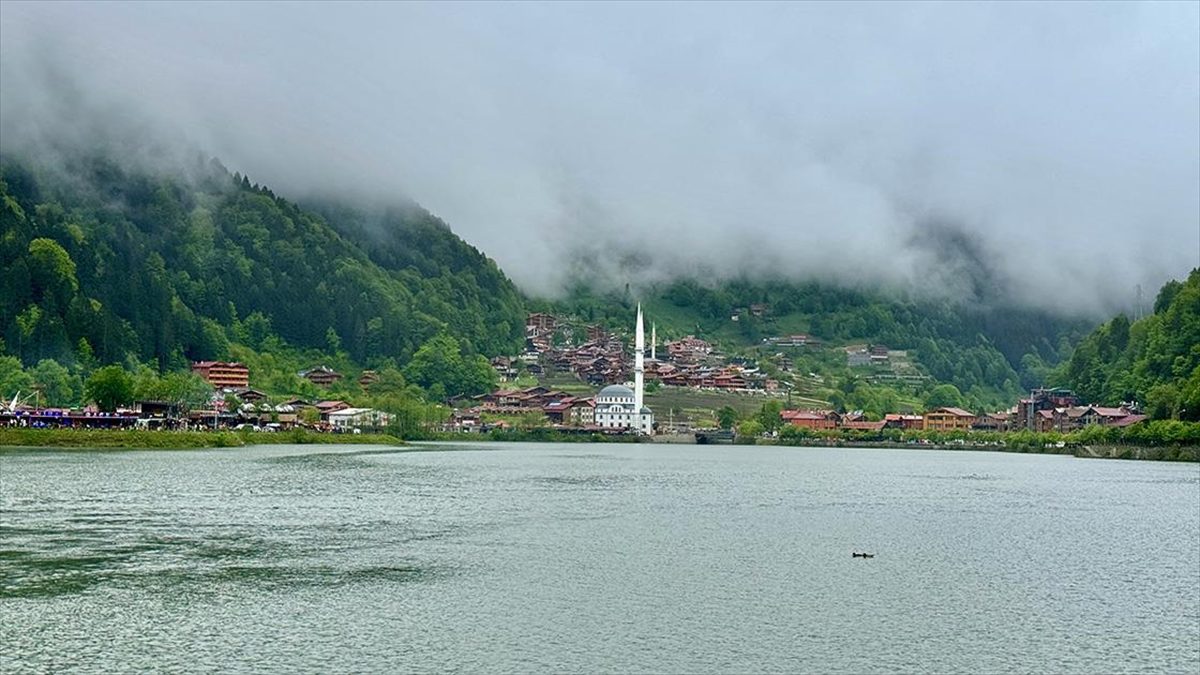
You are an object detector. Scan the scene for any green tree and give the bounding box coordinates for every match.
[757,399,784,432]
[27,237,78,307]
[925,383,965,409]
[85,365,134,412]
[716,405,738,430]
[737,419,764,437]
[0,356,33,398]
[404,332,497,399]
[30,358,78,407]
[160,372,214,411]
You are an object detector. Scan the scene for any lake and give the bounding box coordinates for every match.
[2,442,1198,673]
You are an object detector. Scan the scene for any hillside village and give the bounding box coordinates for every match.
[0,309,1158,440]
[445,312,1147,437]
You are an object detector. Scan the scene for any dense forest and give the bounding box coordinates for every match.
[1056,269,1200,420]
[0,152,525,373]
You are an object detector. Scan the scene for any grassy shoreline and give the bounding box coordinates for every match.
[0,428,404,450]
[741,437,1199,461]
[2,427,1193,462]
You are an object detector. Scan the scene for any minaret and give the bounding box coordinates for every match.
[651,323,656,361]
[635,304,645,415]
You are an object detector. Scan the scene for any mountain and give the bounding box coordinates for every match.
[0,151,524,371]
[1056,270,1200,420]
[0,147,1096,413]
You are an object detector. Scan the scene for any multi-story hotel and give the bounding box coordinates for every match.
[191,361,250,389]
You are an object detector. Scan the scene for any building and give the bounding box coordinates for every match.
[781,409,838,430]
[846,348,871,367]
[592,305,654,435]
[191,361,250,389]
[526,312,558,334]
[763,334,819,348]
[358,370,380,388]
[923,407,977,431]
[972,412,1012,432]
[1016,388,1080,430]
[300,366,343,388]
[884,413,925,430]
[314,400,351,420]
[542,396,596,426]
[842,420,887,432]
[665,336,712,364]
[232,388,268,403]
[1052,405,1141,433]
[594,384,653,434]
[327,407,392,430]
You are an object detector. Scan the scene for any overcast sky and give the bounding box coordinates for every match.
[2,1,1197,314]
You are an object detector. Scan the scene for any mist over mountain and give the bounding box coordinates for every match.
[2,2,1197,315]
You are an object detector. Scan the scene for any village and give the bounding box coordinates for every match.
[447,312,1148,438]
[1,311,1148,440]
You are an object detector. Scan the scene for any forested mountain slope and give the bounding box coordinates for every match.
[0,146,1103,414]
[1057,269,1200,419]
[0,152,524,370]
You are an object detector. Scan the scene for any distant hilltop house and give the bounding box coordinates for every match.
[763,334,820,348]
[300,366,343,388]
[358,370,379,388]
[846,345,889,367]
[665,336,712,364]
[526,312,557,334]
[191,361,249,389]
[490,356,519,381]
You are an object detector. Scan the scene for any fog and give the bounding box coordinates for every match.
[2,2,1197,314]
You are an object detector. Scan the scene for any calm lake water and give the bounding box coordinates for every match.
[2,442,1198,673]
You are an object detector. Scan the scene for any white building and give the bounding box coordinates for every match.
[327,407,392,430]
[593,305,654,435]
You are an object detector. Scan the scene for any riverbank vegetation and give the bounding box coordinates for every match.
[0,428,402,449]
[763,419,1200,460]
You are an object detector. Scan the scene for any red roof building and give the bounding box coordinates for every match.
[781,409,837,430]
[191,361,249,389]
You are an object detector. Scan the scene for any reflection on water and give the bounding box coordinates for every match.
[2,443,1198,673]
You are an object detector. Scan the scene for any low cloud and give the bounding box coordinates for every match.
[2,2,1196,315]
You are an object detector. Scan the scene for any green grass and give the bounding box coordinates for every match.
[0,428,403,449]
[646,387,787,425]
[537,373,597,395]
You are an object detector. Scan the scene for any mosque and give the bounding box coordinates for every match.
[593,305,654,435]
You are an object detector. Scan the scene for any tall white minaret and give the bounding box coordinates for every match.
[651,323,656,361]
[635,304,645,414]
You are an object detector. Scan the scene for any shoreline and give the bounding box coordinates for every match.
[0,428,404,450]
[735,437,1198,462]
[2,428,1194,462]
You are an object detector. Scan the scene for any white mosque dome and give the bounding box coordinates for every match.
[598,384,635,399]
